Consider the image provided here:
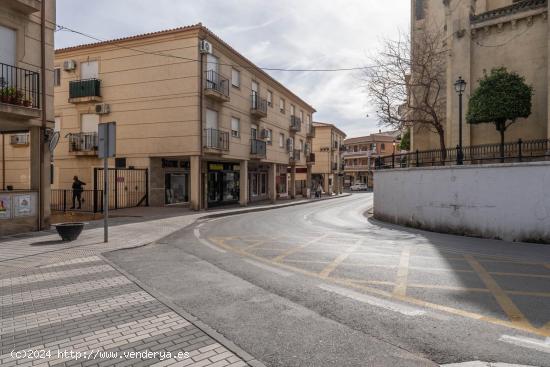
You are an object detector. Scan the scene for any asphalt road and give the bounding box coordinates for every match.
[107,193,550,367]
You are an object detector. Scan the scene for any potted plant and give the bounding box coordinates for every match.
[10,90,23,105]
[0,87,15,104]
[22,97,32,107]
[54,222,85,241]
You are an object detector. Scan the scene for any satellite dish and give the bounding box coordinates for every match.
[48,132,60,153]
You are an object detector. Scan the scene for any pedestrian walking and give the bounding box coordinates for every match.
[316,183,322,199]
[71,176,86,209]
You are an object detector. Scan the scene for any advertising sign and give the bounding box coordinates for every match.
[0,195,11,219]
[14,194,32,217]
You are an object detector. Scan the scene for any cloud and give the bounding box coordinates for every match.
[55,0,410,137]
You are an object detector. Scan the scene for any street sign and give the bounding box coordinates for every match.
[98,122,116,158]
[98,122,116,243]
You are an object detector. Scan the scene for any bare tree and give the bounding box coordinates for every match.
[366,28,448,156]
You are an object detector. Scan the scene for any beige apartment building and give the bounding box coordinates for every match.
[343,131,400,188]
[310,122,346,195]
[52,24,315,210]
[411,0,550,151]
[0,0,55,235]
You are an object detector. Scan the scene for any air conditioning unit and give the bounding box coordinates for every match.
[260,129,270,139]
[95,103,110,115]
[63,60,76,71]
[199,40,212,54]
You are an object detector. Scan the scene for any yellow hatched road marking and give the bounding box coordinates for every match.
[208,237,550,337]
[393,246,412,297]
[273,234,329,262]
[465,255,532,328]
[319,241,361,278]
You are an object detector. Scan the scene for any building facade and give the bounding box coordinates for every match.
[0,0,55,235]
[343,131,399,188]
[411,0,549,151]
[310,122,346,195]
[52,24,315,210]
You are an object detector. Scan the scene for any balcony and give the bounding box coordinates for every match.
[69,79,102,103]
[250,92,267,118]
[5,0,41,14]
[306,125,315,138]
[290,115,301,133]
[203,128,229,154]
[204,70,230,102]
[289,149,301,164]
[344,164,370,172]
[0,62,41,120]
[68,132,98,155]
[332,162,338,171]
[250,138,266,159]
[306,152,315,164]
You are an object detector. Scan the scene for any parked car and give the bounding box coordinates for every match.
[350,183,368,191]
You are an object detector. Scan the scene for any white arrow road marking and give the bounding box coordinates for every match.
[318,283,426,316]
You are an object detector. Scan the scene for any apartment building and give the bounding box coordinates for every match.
[53,24,315,210]
[0,0,55,235]
[343,131,399,188]
[310,122,346,195]
[411,0,550,151]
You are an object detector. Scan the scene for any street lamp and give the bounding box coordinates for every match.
[454,76,467,165]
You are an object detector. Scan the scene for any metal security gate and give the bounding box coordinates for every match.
[94,168,148,210]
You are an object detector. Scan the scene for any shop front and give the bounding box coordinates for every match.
[248,163,269,202]
[162,159,190,205]
[276,165,288,199]
[207,162,240,207]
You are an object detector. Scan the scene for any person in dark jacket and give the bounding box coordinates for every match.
[71,176,86,209]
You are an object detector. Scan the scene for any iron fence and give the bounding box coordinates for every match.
[375,138,550,169]
[250,138,267,157]
[290,115,301,131]
[94,168,148,210]
[0,62,40,109]
[51,189,103,213]
[69,78,101,99]
[204,70,229,98]
[251,92,267,114]
[68,132,98,152]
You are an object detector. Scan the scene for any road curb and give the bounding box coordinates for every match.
[100,254,268,367]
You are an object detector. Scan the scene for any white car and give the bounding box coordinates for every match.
[350,183,368,191]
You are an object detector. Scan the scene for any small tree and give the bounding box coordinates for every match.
[466,67,533,161]
[399,129,411,151]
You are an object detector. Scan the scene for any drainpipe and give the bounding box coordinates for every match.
[1,133,5,190]
[38,0,47,230]
[199,47,204,210]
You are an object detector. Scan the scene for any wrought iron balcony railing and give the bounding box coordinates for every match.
[69,78,101,99]
[203,128,229,151]
[250,138,267,158]
[68,132,98,152]
[290,115,301,132]
[0,62,40,109]
[251,92,267,117]
[290,149,301,162]
[204,70,229,100]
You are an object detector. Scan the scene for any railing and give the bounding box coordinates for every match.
[332,162,338,171]
[204,70,229,98]
[344,164,371,171]
[306,152,315,163]
[290,149,301,162]
[290,115,301,131]
[203,128,229,150]
[51,189,103,213]
[374,138,550,169]
[251,92,267,114]
[250,138,267,158]
[68,132,98,152]
[0,62,40,108]
[69,78,101,99]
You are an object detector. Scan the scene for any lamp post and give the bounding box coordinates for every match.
[454,76,467,165]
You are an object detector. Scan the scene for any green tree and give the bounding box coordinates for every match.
[399,129,410,151]
[466,67,532,161]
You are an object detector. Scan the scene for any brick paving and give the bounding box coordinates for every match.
[0,256,248,367]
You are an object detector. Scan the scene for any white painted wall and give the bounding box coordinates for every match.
[373,162,550,243]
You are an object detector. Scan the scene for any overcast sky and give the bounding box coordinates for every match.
[56,0,410,138]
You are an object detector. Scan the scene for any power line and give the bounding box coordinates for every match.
[55,24,378,72]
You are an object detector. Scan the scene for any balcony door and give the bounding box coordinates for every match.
[80,114,99,151]
[206,54,219,88]
[81,61,98,79]
[0,25,16,66]
[251,124,258,140]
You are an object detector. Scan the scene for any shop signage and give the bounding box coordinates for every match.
[209,164,224,171]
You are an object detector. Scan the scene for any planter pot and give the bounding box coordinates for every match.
[54,222,85,241]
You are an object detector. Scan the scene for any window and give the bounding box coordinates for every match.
[381,143,385,151]
[54,117,61,132]
[206,108,218,130]
[0,25,16,66]
[300,111,304,122]
[300,139,304,151]
[231,117,240,137]
[279,98,285,113]
[290,104,295,116]
[80,61,99,79]
[267,90,273,107]
[251,124,258,140]
[81,113,99,132]
[415,0,425,20]
[54,68,61,87]
[266,129,273,145]
[115,158,126,168]
[231,68,240,87]
[279,133,285,148]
